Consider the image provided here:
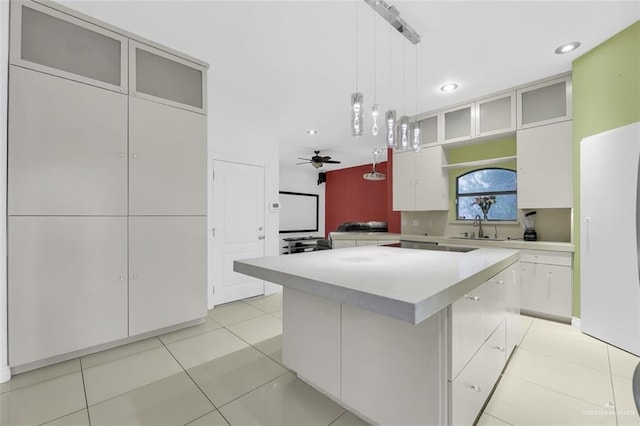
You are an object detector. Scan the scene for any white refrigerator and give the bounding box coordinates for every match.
[581,121,640,356]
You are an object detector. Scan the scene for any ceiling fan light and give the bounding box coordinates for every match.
[351,92,364,136]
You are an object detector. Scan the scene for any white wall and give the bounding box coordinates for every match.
[0,0,10,384]
[279,165,326,252]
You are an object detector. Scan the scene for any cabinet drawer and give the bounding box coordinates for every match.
[484,271,508,338]
[484,320,507,388]
[356,240,379,246]
[451,285,486,378]
[451,345,488,426]
[519,250,572,267]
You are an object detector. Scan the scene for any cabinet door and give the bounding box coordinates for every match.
[10,1,127,93]
[392,151,416,211]
[9,217,127,366]
[130,41,207,113]
[517,121,573,208]
[476,92,516,137]
[443,103,475,143]
[129,216,207,336]
[420,115,439,144]
[415,146,449,210]
[520,262,572,319]
[8,66,128,215]
[517,76,572,129]
[129,97,207,215]
[506,266,522,356]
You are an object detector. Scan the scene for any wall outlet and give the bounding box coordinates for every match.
[412,220,419,226]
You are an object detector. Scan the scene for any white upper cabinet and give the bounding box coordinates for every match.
[517,76,572,129]
[442,103,475,143]
[393,146,448,211]
[421,114,439,145]
[517,120,573,208]
[476,92,516,137]
[10,1,128,93]
[130,41,207,113]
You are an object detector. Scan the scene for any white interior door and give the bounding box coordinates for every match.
[212,160,265,306]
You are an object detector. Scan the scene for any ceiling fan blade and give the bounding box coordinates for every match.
[320,156,332,161]
[324,160,341,164]
[296,161,312,165]
[297,157,312,161]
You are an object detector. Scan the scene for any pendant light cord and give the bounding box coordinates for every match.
[373,9,377,104]
[355,0,359,93]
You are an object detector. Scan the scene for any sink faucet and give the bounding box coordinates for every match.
[473,215,484,238]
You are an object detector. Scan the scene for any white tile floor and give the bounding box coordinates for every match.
[0,292,638,426]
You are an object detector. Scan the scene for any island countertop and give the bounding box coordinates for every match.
[234,245,519,325]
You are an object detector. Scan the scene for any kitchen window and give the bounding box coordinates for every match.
[456,168,517,221]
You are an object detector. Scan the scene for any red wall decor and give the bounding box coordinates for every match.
[325,149,400,237]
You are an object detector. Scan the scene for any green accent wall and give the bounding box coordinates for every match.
[447,137,517,219]
[572,20,640,318]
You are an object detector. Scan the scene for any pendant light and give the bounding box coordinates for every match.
[350,1,363,137]
[385,25,396,148]
[363,149,386,181]
[371,10,379,136]
[412,44,422,153]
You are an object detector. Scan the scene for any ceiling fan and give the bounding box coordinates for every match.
[296,150,341,169]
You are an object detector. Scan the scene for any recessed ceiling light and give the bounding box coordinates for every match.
[306,129,318,135]
[440,83,458,92]
[555,42,581,54]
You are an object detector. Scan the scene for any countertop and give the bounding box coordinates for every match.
[234,245,519,325]
[328,232,574,252]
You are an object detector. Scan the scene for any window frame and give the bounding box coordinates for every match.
[455,167,517,221]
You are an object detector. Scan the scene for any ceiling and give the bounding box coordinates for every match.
[64,0,640,170]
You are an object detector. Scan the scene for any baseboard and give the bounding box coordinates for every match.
[0,365,11,384]
[571,316,581,330]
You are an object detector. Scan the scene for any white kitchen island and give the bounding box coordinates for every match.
[234,244,520,426]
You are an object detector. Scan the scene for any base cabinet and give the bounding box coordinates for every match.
[282,261,519,426]
[128,216,207,335]
[519,251,572,320]
[8,217,128,366]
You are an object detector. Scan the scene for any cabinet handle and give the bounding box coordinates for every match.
[132,274,139,279]
[119,275,124,281]
[469,385,482,392]
[494,280,505,285]
[258,235,265,240]
[132,154,138,159]
[465,295,480,302]
[119,152,125,158]
[493,346,505,352]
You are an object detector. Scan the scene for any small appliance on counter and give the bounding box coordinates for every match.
[523,211,538,241]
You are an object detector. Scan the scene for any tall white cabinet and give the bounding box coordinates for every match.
[8,1,208,368]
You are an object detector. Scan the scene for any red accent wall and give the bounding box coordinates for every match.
[325,149,400,236]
